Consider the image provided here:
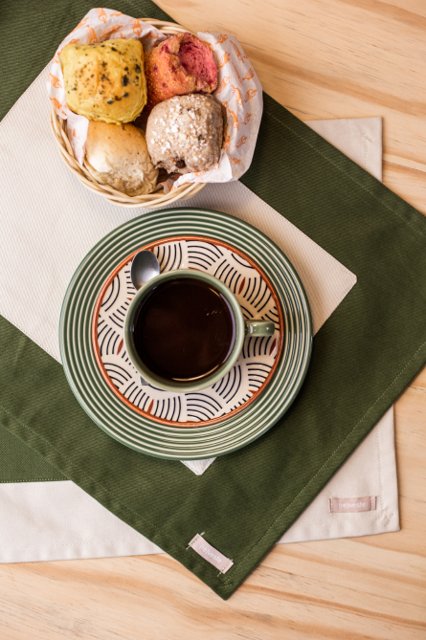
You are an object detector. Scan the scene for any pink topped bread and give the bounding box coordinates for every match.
[145,32,218,106]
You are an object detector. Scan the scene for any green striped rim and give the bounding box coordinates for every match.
[59,208,312,459]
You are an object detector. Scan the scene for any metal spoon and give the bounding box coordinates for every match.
[130,250,160,290]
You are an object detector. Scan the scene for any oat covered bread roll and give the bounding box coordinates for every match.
[146,94,223,173]
[60,39,147,123]
[145,32,218,106]
[85,121,158,195]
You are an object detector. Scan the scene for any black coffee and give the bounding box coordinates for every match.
[131,277,236,381]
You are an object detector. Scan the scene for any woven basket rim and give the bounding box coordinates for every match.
[50,17,207,209]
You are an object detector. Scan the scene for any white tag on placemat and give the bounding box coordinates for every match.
[188,534,234,574]
[329,496,378,513]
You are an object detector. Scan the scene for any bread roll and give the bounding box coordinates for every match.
[60,39,147,123]
[145,32,218,106]
[85,121,158,195]
[146,94,223,173]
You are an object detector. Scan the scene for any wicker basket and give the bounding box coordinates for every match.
[50,18,206,209]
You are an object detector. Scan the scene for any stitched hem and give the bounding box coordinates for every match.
[0,478,61,483]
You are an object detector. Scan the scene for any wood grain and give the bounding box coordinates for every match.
[1,2,425,638]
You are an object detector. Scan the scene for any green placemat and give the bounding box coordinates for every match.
[0,1,425,598]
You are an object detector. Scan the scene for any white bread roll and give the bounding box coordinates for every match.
[85,121,158,195]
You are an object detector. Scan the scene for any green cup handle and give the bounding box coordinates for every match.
[245,320,275,337]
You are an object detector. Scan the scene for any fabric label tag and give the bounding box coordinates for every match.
[329,496,377,513]
[188,534,234,574]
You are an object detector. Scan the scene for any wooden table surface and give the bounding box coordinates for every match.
[2,1,425,638]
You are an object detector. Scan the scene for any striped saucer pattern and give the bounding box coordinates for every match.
[60,209,312,460]
[94,238,282,426]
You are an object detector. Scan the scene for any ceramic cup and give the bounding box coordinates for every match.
[124,269,275,392]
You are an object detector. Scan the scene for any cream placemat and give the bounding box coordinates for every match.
[0,69,357,475]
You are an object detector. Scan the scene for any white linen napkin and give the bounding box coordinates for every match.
[0,68,398,562]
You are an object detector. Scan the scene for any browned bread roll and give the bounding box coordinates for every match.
[60,39,147,123]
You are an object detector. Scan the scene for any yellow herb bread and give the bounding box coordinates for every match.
[60,39,147,123]
[85,121,158,195]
